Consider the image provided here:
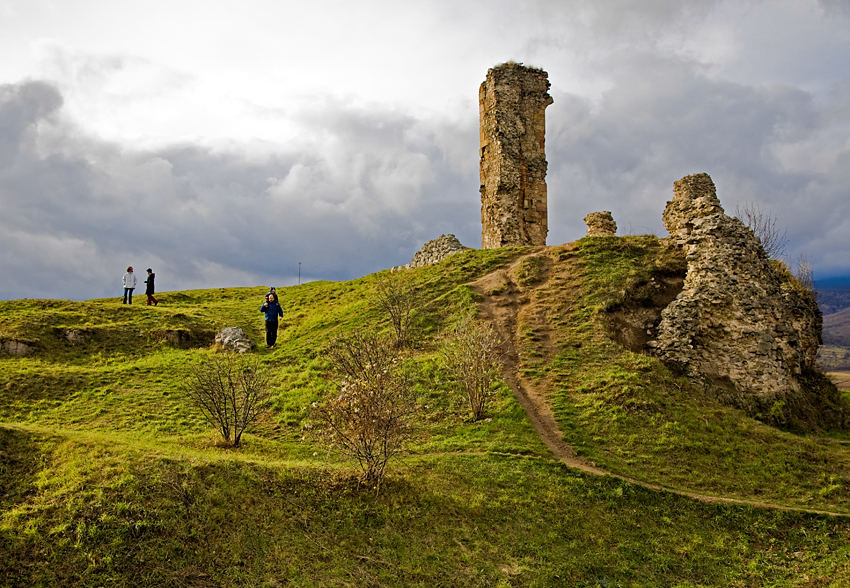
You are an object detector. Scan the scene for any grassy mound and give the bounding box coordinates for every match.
[2,240,850,587]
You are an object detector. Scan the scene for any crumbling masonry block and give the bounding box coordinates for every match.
[479,63,553,248]
[584,211,617,236]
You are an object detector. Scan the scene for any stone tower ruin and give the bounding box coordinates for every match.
[479,63,553,249]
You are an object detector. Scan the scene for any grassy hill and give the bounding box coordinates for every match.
[3,237,850,587]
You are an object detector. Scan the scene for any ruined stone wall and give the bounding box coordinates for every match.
[479,63,553,249]
[392,234,468,271]
[584,211,617,236]
[652,173,830,424]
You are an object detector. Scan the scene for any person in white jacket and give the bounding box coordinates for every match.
[122,266,137,304]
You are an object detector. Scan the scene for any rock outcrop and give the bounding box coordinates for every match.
[64,330,87,343]
[214,327,254,353]
[393,234,468,271]
[651,173,843,427]
[584,211,617,236]
[479,62,553,249]
[0,339,35,357]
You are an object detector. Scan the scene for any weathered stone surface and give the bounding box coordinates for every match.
[64,329,86,343]
[393,234,468,271]
[584,211,617,236]
[662,173,724,238]
[163,329,194,347]
[480,63,553,249]
[652,173,834,425]
[1,339,35,357]
[214,327,254,353]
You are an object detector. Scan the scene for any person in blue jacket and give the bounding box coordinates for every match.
[260,292,284,348]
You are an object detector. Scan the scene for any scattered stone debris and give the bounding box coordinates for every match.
[583,211,617,236]
[393,234,468,271]
[651,172,844,428]
[214,327,254,353]
[0,340,35,357]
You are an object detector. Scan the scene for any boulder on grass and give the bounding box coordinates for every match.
[214,327,255,353]
[1,340,36,357]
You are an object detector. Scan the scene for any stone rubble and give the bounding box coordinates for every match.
[583,211,617,236]
[214,327,255,353]
[393,234,468,271]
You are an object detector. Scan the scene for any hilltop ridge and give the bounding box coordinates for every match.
[2,238,850,585]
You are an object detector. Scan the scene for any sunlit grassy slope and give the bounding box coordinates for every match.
[2,238,850,587]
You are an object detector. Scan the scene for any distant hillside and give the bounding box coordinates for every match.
[3,238,850,586]
[819,306,850,372]
[825,306,850,333]
[819,288,850,315]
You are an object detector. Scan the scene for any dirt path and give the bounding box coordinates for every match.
[470,247,850,519]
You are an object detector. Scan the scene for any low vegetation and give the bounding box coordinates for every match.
[2,241,850,586]
[311,332,419,485]
[374,274,419,350]
[441,313,503,421]
[735,200,788,260]
[181,352,271,447]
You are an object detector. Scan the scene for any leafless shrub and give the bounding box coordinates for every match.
[796,254,816,297]
[375,274,419,349]
[735,201,788,259]
[441,314,503,420]
[312,333,419,485]
[181,353,272,447]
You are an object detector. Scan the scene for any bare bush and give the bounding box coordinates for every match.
[441,314,503,420]
[735,201,788,259]
[181,353,272,447]
[796,254,816,296]
[312,333,419,484]
[375,274,419,349]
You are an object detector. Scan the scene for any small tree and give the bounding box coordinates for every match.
[796,254,816,297]
[375,274,419,349]
[312,333,418,484]
[735,201,788,259]
[441,314,503,420]
[181,353,271,447]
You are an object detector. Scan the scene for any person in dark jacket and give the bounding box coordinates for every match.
[260,292,284,348]
[144,268,158,306]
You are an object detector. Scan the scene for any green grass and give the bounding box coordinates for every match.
[518,236,850,513]
[3,241,850,586]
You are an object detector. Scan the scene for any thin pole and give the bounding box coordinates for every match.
[298,262,301,286]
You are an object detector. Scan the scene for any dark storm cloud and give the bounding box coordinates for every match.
[0,81,64,164]
[544,49,850,279]
[0,80,475,300]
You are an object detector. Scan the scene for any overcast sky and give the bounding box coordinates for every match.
[1,0,849,301]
